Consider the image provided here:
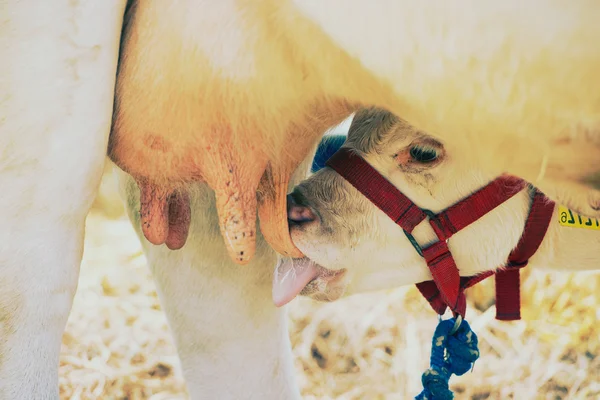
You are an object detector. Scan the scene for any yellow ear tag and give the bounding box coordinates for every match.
[558,205,600,230]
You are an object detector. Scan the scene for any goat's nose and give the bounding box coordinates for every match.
[287,193,317,225]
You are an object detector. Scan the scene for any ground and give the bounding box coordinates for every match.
[59,164,600,400]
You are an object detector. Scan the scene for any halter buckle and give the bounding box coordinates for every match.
[403,209,448,258]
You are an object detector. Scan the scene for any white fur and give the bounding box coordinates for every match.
[3,1,600,398]
[290,1,600,213]
[291,112,600,301]
[163,0,257,79]
[0,1,127,397]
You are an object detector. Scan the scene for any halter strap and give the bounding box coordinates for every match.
[325,148,427,233]
[326,147,555,319]
[495,189,555,320]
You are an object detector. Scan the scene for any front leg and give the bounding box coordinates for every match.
[0,1,126,397]
[117,171,301,400]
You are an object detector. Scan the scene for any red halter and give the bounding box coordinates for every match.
[326,147,555,320]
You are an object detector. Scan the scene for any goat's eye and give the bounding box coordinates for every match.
[409,145,438,163]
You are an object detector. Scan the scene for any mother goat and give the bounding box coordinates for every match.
[1,1,599,398]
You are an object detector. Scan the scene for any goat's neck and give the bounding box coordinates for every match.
[445,188,600,277]
[530,207,600,273]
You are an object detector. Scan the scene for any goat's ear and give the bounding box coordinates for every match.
[347,107,397,153]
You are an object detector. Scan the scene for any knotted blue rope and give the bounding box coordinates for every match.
[415,317,480,400]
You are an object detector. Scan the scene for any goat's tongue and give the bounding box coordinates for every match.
[272,258,319,307]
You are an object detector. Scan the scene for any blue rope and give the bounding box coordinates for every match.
[415,318,480,400]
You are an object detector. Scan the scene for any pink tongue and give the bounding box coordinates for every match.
[272,258,319,307]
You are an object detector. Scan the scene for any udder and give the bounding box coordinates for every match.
[107,0,361,263]
[110,109,307,263]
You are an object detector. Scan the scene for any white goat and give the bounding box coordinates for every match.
[282,108,600,310]
[2,1,600,399]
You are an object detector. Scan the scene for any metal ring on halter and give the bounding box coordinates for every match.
[403,230,424,257]
[449,315,463,335]
[403,209,449,259]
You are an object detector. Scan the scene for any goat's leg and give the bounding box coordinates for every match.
[0,1,126,397]
[117,171,303,400]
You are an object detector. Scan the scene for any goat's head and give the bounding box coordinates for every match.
[274,107,530,306]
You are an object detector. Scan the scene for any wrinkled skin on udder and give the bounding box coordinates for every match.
[110,101,346,263]
[108,8,356,263]
[107,1,387,263]
[104,2,406,264]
